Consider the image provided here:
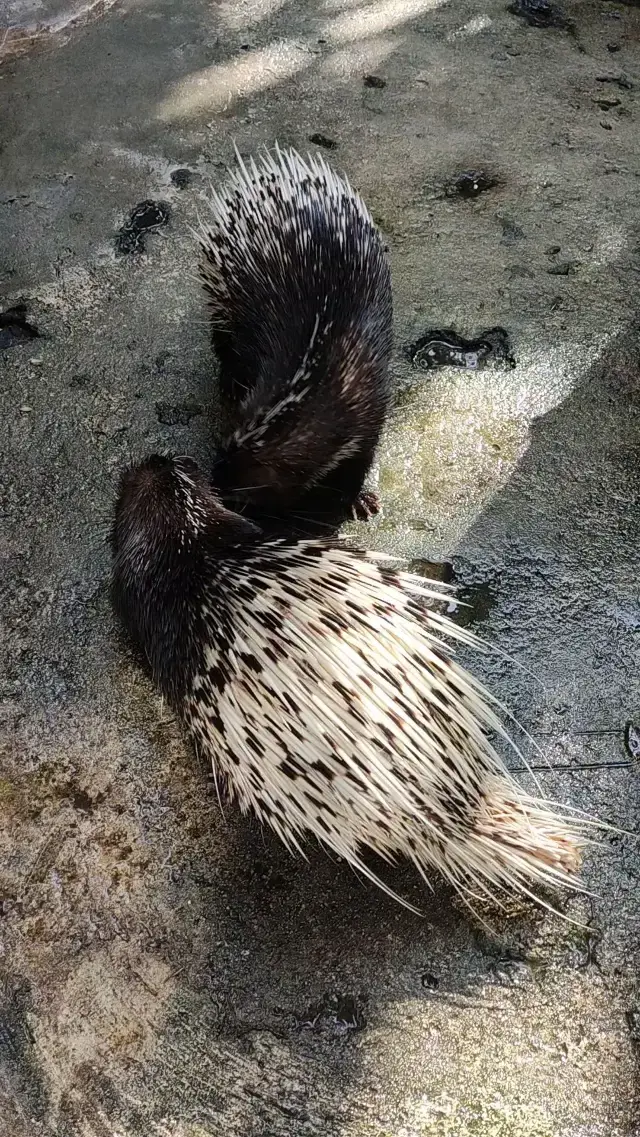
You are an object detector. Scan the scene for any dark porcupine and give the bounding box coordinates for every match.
[198,146,393,532]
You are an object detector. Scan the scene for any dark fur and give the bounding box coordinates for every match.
[200,157,393,532]
[111,456,261,705]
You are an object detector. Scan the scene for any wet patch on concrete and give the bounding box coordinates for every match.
[169,167,197,189]
[507,0,568,29]
[115,200,171,256]
[0,302,39,349]
[408,326,516,371]
[446,171,500,199]
[454,577,500,628]
[308,132,338,150]
[407,558,455,584]
[294,991,368,1035]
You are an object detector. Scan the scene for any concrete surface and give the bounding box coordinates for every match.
[1,0,640,1134]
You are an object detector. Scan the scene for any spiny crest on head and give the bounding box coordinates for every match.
[197,144,379,325]
[185,538,589,916]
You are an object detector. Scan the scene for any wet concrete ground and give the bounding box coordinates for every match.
[1,0,639,1134]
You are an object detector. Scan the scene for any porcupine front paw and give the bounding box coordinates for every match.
[352,490,381,521]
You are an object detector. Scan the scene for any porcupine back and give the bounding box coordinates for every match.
[198,147,393,529]
[112,455,585,913]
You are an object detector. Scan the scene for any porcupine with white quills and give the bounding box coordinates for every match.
[112,147,587,912]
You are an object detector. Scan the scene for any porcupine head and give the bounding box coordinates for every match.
[111,455,261,705]
[113,452,586,915]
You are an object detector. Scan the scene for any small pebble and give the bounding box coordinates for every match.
[364,74,386,88]
[601,121,613,130]
[309,133,338,150]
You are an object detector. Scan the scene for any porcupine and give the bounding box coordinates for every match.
[199,146,392,531]
[111,148,585,912]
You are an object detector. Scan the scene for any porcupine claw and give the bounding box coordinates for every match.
[352,490,381,521]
